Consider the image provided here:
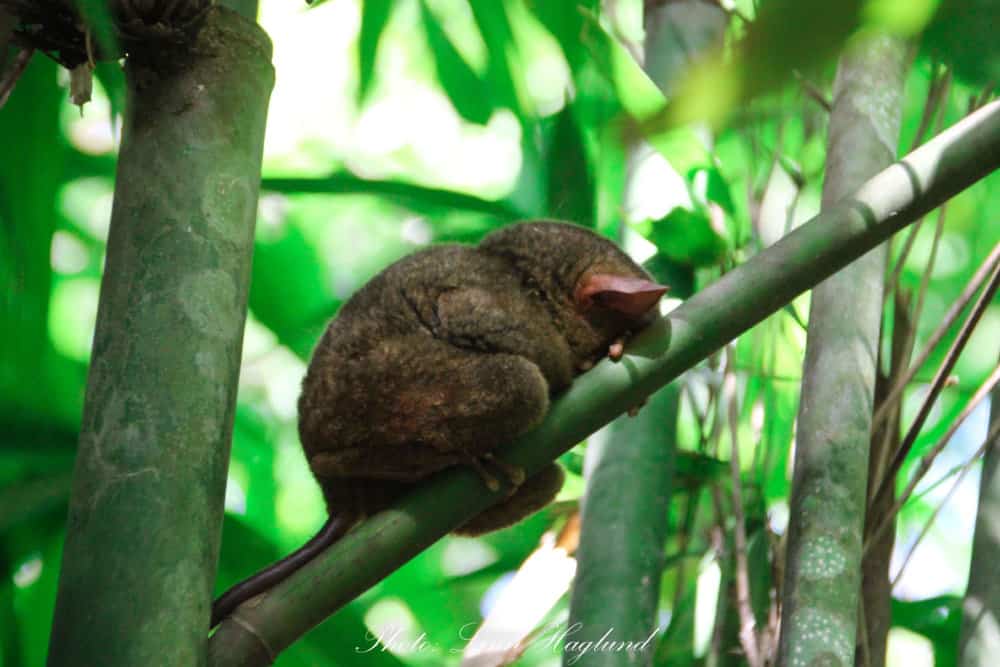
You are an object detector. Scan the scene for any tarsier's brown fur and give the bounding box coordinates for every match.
[211,221,667,627]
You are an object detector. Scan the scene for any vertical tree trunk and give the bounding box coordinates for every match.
[959,352,1000,666]
[566,3,725,665]
[47,8,273,667]
[859,294,910,667]
[777,31,909,667]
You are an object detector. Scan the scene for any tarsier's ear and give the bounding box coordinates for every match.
[574,274,669,317]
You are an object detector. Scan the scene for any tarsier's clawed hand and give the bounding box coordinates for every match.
[606,336,648,416]
[464,453,526,493]
[627,399,647,417]
[608,337,626,361]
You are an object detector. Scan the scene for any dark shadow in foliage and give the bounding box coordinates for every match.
[923,0,1000,88]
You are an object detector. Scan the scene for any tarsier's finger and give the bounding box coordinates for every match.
[483,453,527,487]
[627,396,648,417]
[608,338,625,361]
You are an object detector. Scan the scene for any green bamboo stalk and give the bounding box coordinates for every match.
[566,385,680,665]
[958,351,1000,666]
[208,98,1000,667]
[47,8,273,667]
[566,3,727,665]
[777,32,910,667]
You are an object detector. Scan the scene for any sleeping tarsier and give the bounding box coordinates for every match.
[211,220,668,627]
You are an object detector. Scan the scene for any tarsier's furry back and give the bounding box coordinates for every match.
[211,220,667,628]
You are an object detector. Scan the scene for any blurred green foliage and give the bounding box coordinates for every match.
[1,0,998,665]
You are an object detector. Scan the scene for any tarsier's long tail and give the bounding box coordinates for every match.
[210,514,354,628]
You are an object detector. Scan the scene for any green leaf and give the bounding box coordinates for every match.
[655,581,698,665]
[260,173,524,220]
[250,220,337,359]
[75,0,118,63]
[0,57,72,421]
[575,10,713,175]
[690,166,736,215]
[578,7,665,120]
[0,472,72,535]
[739,0,864,97]
[648,206,728,267]
[923,0,1000,87]
[641,253,695,298]
[93,60,125,121]
[525,0,599,73]
[673,450,727,488]
[467,0,522,113]
[545,108,594,224]
[419,0,493,124]
[357,0,394,106]
[892,595,961,667]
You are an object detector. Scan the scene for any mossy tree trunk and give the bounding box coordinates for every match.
[776,31,909,667]
[959,352,1000,666]
[47,8,273,667]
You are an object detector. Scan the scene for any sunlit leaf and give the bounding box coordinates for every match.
[357,0,394,106]
[647,206,728,267]
[419,0,493,124]
[468,0,523,113]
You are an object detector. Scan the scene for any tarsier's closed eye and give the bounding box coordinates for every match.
[574,273,669,317]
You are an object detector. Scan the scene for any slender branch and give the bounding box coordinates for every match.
[725,348,762,667]
[866,364,1000,556]
[870,260,1000,508]
[909,67,950,152]
[884,215,926,299]
[261,174,526,222]
[871,242,1000,436]
[794,70,832,112]
[890,416,1000,589]
[0,46,32,109]
[906,204,946,343]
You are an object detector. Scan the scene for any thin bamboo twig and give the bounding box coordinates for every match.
[891,414,1000,589]
[908,64,948,153]
[906,205,947,346]
[724,348,762,667]
[871,242,1000,437]
[871,262,1000,509]
[867,364,1000,556]
[885,216,928,300]
[883,67,952,301]
[0,46,33,109]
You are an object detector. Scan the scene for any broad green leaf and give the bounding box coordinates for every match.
[647,206,728,267]
[923,0,1000,87]
[419,0,493,124]
[525,0,599,73]
[578,7,664,120]
[891,595,961,667]
[690,166,736,215]
[468,0,523,113]
[0,57,73,423]
[357,0,394,106]
[261,173,523,221]
[642,253,695,298]
[250,218,336,360]
[545,107,594,225]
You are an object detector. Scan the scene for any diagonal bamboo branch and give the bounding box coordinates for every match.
[208,99,1000,667]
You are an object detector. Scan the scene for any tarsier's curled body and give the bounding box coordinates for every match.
[211,221,667,627]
